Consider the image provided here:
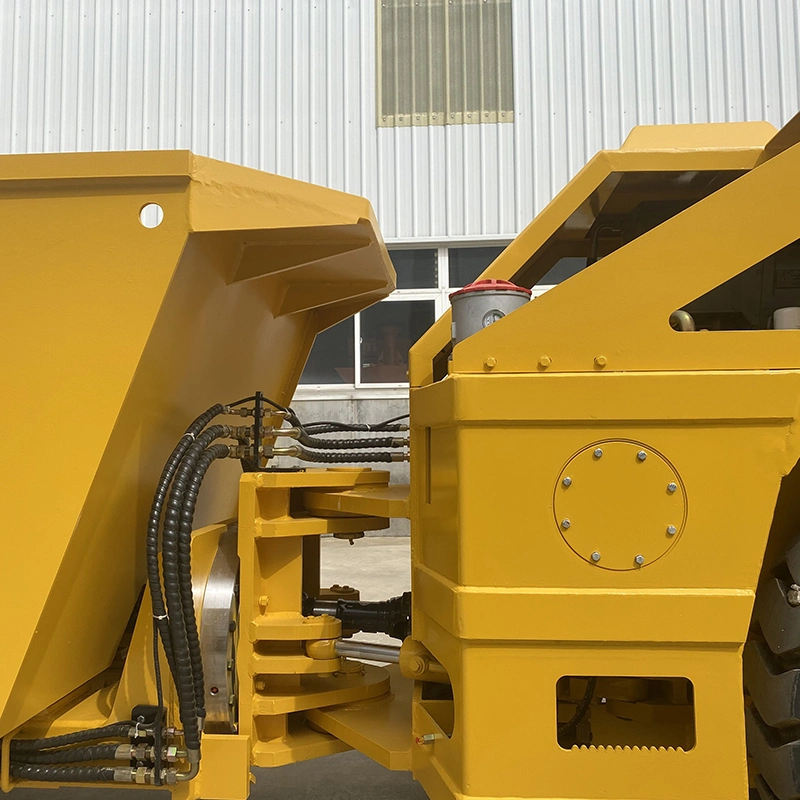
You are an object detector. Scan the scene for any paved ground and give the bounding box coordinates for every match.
[15,537,425,800]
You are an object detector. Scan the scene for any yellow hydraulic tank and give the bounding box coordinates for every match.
[0,152,395,739]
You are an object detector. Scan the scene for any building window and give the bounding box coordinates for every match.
[377,0,514,128]
[296,244,585,396]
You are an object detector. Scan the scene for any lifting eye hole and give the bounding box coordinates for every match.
[139,203,164,229]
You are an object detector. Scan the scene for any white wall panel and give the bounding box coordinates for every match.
[0,0,797,241]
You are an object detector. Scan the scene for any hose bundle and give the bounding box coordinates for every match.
[5,395,408,785]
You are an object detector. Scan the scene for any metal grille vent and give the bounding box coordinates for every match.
[378,0,514,127]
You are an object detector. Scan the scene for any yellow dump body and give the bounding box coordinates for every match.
[0,152,394,738]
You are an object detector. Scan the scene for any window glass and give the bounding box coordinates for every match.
[390,249,438,289]
[449,246,505,288]
[378,0,514,127]
[359,300,435,383]
[536,258,588,286]
[299,318,354,384]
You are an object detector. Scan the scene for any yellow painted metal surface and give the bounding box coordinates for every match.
[237,469,396,771]
[406,119,800,800]
[303,483,410,518]
[0,151,394,740]
[307,665,413,771]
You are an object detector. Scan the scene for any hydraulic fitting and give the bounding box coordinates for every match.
[113,766,180,785]
[113,744,187,763]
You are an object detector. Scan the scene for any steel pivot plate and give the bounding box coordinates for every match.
[199,525,239,733]
[554,440,686,570]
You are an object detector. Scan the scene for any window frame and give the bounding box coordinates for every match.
[294,238,512,400]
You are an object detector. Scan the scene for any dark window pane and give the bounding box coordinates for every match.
[360,300,435,384]
[448,246,505,287]
[390,249,438,289]
[299,318,354,384]
[536,258,588,286]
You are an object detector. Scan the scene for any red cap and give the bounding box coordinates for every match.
[449,279,532,301]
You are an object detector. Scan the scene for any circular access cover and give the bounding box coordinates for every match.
[554,440,686,571]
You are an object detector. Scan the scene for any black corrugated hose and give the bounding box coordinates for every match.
[297,429,402,450]
[558,677,598,739]
[9,723,132,754]
[161,425,232,753]
[12,745,120,764]
[295,445,400,463]
[10,765,117,782]
[146,405,225,683]
[176,443,231,716]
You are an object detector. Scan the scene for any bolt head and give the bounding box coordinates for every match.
[637,450,647,461]
[667,482,677,493]
[562,476,572,487]
[561,518,571,530]
[591,551,601,562]
[538,355,552,368]
[484,356,497,369]
[667,525,677,536]
[593,448,603,458]
[594,355,607,367]
[634,554,645,566]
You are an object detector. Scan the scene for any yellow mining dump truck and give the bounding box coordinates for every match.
[3,115,800,800]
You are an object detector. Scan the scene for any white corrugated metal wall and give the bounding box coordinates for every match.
[0,0,798,240]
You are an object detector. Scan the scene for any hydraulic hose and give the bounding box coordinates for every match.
[293,445,406,464]
[296,429,405,450]
[304,422,407,434]
[161,424,231,754]
[558,677,598,738]
[10,723,133,754]
[9,765,117,782]
[146,404,225,682]
[176,443,231,718]
[11,744,121,764]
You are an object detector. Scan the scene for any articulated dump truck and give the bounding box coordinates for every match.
[4,114,800,800]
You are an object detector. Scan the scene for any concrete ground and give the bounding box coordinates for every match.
[14,537,426,800]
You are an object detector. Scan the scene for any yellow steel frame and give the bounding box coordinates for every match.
[406,118,800,799]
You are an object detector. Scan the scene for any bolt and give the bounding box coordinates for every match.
[538,355,552,368]
[637,450,647,462]
[667,525,677,536]
[227,659,234,671]
[667,482,677,493]
[484,356,497,369]
[594,355,607,367]
[594,448,603,458]
[591,551,601,563]
[562,476,572,487]
[788,584,800,607]
[561,519,571,530]
[634,554,645,566]
[228,694,237,707]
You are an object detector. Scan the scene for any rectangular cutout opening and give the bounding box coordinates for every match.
[556,675,695,751]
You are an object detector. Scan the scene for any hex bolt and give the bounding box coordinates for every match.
[666,525,677,536]
[591,551,601,562]
[594,448,603,458]
[788,584,800,608]
[561,519,571,530]
[562,476,572,487]
[634,554,645,566]
[667,482,677,493]
[637,450,647,462]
